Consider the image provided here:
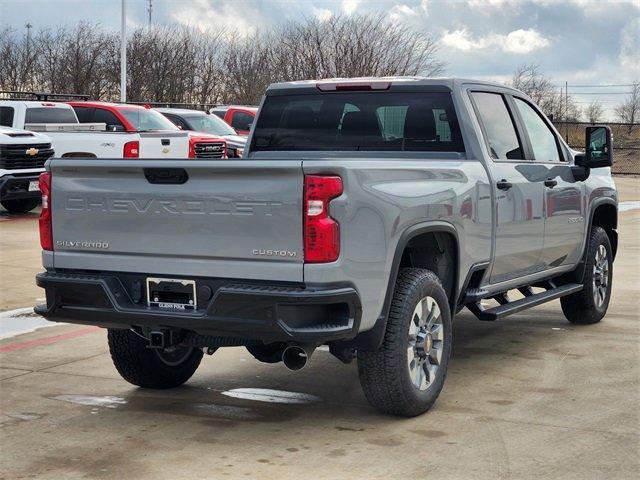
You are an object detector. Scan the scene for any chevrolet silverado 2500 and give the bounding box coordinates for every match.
[35,78,617,416]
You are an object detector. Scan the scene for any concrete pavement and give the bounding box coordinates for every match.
[0,177,638,479]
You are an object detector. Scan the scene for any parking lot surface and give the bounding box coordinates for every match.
[1,177,638,479]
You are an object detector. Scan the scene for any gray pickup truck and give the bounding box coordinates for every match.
[35,78,617,416]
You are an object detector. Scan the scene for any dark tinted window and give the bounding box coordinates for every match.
[251,92,464,152]
[24,107,78,124]
[93,108,124,129]
[72,106,94,123]
[513,98,561,162]
[0,107,14,127]
[471,92,523,160]
[231,111,254,131]
[211,110,225,119]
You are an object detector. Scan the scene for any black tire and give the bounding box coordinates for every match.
[1,198,40,213]
[561,226,613,324]
[107,329,203,389]
[246,343,286,363]
[357,268,452,416]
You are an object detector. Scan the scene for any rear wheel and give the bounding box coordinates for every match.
[1,198,40,213]
[561,226,613,324]
[107,329,203,389]
[357,268,452,416]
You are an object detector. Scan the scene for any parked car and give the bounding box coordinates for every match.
[209,105,257,136]
[156,108,246,158]
[35,77,617,417]
[0,99,226,159]
[0,126,53,213]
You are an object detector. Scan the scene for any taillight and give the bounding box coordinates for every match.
[304,175,342,263]
[123,140,139,158]
[39,172,53,251]
[188,138,195,158]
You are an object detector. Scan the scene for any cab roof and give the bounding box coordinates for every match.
[267,76,521,94]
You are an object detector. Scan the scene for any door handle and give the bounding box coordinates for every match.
[544,178,558,188]
[496,179,513,191]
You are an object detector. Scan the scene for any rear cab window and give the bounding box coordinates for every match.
[24,107,78,124]
[251,92,464,153]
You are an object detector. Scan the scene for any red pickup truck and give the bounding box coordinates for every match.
[209,105,258,136]
[68,101,227,158]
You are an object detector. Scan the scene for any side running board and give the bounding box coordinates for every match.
[467,283,583,321]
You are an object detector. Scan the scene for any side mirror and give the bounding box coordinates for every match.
[583,125,612,168]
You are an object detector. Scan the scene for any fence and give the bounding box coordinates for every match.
[553,121,639,175]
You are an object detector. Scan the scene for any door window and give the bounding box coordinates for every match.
[72,106,94,123]
[471,92,523,160]
[231,111,254,131]
[513,98,562,162]
[93,108,125,130]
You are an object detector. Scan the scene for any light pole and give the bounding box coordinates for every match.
[120,0,127,102]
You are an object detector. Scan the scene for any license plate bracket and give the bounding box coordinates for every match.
[146,277,197,311]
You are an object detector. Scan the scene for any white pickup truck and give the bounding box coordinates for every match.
[0,126,53,213]
[0,100,227,159]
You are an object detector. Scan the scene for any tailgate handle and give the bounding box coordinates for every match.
[161,139,170,146]
[144,168,188,185]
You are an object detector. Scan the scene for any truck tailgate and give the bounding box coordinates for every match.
[49,159,304,282]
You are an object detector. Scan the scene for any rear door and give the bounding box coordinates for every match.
[49,159,304,281]
[510,96,585,267]
[470,91,546,284]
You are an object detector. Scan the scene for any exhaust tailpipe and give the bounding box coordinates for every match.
[282,344,315,371]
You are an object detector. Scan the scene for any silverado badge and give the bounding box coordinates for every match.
[25,147,39,156]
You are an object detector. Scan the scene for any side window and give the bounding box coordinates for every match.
[513,98,562,162]
[164,114,188,130]
[0,106,15,127]
[471,92,523,161]
[93,108,125,129]
[73,106,94,123]
[231,111,254,131]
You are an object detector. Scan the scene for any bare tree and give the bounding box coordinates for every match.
[615,82,639,131]
[585,100,604,124]
[510,63,580,121]
[0,14,445,106]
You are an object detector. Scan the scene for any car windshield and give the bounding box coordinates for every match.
[183,113,236,136]
[119,108,179,132]
[251,91,464,152]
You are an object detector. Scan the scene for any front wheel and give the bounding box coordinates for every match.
[561,226,613,324]
[357,268,452,416]
[1,198,40,213]
[107,329,203,389]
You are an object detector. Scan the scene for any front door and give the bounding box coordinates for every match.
[510,97,585,268]
[470,91,546,284]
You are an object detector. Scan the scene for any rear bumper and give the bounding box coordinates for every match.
[0,173,41,201]
[35,271,361,344]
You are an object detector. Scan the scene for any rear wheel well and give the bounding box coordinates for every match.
[399,231,458,310]
[592,203,617,258]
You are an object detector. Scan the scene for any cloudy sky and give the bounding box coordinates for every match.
[1,0,638,118]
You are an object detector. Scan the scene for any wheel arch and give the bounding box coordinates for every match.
[349,221,460,351]
[590,201,617,259]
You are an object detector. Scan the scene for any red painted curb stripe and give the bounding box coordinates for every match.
[0,327,100,352]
